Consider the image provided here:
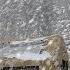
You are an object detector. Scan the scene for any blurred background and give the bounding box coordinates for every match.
[0,0,70,45]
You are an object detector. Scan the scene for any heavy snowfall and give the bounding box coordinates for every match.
[0,0,70,68]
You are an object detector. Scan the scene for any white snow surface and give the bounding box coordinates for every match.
[1,36,70,61]
[0,36,52,60]
[7,51,52,60]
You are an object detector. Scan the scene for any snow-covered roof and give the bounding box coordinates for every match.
[5,51,52,60]
[0,38,52,60]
